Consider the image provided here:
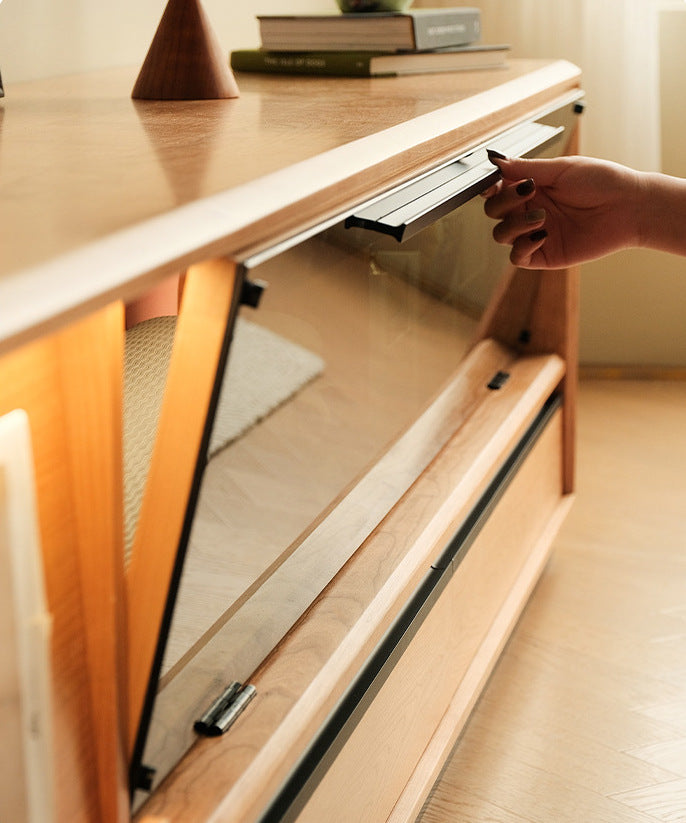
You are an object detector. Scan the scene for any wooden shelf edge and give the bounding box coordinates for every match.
[0,62,581,360]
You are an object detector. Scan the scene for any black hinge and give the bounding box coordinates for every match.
[487,370,510,390]
[240,278,267,308]
[194,681,257,737]
[132,762,156,793]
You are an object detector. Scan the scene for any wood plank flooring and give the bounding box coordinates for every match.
[416,378,686,823]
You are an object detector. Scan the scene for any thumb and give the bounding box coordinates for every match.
[487,151,564,186]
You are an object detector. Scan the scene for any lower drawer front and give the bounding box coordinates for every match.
[296,407,566,823]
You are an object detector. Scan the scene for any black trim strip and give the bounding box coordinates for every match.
[257,393,562,823]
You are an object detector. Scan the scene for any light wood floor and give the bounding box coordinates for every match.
[417,378,686,823]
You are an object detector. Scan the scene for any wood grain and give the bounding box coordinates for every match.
[0,58,583,823]
[0,305,127,823]
[474,115,581,494]
[297,410,566,823]
[389,496,574,823]
[56,302,129,823]
[476,264,578,492]
[132,0,239,100]
[126,258,239,751]
[0,61,581,355]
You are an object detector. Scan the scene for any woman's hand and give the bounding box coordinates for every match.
[483,153,644,269]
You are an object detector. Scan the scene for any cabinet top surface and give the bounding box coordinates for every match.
[0,60,580,351]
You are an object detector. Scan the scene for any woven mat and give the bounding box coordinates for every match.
[123,316,324,560]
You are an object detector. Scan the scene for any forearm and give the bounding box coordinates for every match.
[637,171,686,257]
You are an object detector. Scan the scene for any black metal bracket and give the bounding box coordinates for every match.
[487,371,510,391]
[132,763,156,793]
[240,278,267,308]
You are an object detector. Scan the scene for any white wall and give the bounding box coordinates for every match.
[0,0,334,84]
[576,7,686,367]
[414,0,686,368]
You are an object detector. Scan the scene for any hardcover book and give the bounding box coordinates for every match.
[231,44,509,78]
[257,8,481,53]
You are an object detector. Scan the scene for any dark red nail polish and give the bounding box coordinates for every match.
[529,229,548,242]
[487,149,507,163]
[516,179,535,197]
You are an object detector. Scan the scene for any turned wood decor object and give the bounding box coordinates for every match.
[132,0,239,100]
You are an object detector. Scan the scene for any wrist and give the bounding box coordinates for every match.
[630,169,653,250]
[633,170,686,255]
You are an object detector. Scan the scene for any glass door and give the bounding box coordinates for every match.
[131,98,579,806]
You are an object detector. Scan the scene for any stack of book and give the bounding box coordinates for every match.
[230,8,509,78]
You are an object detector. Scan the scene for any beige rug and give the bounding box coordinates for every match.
[123,316,324,560]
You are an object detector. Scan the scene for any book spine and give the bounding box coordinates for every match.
[412,10,481,50]
[230,50,383,78]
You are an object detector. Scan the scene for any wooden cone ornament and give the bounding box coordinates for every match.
[132,0,239,100]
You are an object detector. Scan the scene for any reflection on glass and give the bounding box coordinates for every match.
[134,192,510,802]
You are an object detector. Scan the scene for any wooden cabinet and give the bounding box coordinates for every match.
[0,59,581,823]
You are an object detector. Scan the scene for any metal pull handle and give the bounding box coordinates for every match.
[345,120,564,242]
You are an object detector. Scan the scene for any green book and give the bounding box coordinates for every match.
[230,45,509,78]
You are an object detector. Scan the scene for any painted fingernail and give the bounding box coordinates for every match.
[525,209,546,224]
[516,179,535,197]
[487,149,507,163]
[529,229,548,242]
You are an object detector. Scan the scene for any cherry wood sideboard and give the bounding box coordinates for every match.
[0,59,582,823]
